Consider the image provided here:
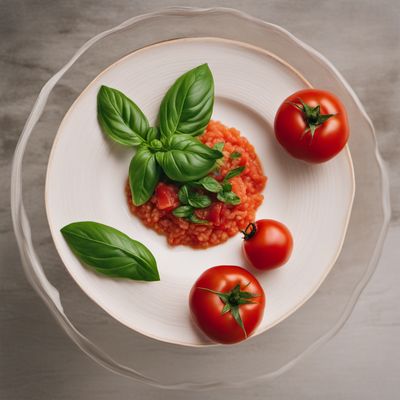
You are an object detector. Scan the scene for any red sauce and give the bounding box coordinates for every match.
[126,121,267,248]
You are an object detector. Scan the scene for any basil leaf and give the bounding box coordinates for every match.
[222,182,232,192]
[129,146,160,206]
[230,151,241,159]
[198,176,223,193]
[217,191,241,205]
[60,222,159,281]
[155,135,222,182]
[225,166,245,181]
[179,184,211,208]
[178,185,190,204]
[187,181,203,189]
[145,126,160,142]
[187,192,212,209]
[189,214,209,225]
[213,142,225,152]
[172,204,209,223]
[159,64,214,138]
[97,86,149,146]
[172,205,194,218]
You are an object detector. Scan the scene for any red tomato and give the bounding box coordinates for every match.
[274,89,349,163]
[154,182,179,211]
[189,266,265,344]
[242,219,293,270]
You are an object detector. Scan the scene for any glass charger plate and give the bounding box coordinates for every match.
[11,7,390,390]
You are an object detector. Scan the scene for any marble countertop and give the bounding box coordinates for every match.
[1,1,399,399]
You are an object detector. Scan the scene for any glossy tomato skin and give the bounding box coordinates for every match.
[274,89,349,163]
[243,219,293,270]
[189,266,265,344]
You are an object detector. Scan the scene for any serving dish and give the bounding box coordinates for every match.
[11,7,390,388]
[46,37,354,346]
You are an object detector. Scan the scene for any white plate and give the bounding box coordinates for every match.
[46,37,355,346]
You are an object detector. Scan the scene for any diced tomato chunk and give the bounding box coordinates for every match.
[155,182,179,211]
[208,202,224,226]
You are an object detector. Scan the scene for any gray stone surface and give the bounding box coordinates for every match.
[1,0,399,399]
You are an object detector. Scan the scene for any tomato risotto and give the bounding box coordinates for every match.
[126,121,267,248]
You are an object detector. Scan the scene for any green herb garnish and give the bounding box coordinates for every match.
[97,86,150,146]
[172,205,195,218]
[230,151,241,159]
[197,176,223,193]
[172,204,208,225]
[217,190,241,205]
[61,222,159,281]
[159,64,214,138]
[172,164,246,222]
[96,64,246,225]
[225,166,245,181]
[213,142,225,152]
[97,64,222,205]
[174,185,210,224]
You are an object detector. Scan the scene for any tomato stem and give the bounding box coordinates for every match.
[197,284,260,338]
[241,222,257,241]
[287,98,336,140]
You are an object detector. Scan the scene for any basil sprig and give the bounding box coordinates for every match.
[61,222,160,281]
[97,64,221,205]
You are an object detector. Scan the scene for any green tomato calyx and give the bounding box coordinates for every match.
[198,282,260,338]
[288,98,336,139]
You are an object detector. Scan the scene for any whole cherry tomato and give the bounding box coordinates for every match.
[274,89,349,163]
[189,266,265,344]
[242,219,293,270]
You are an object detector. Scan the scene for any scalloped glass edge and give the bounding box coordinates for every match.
[10,7,391,391]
